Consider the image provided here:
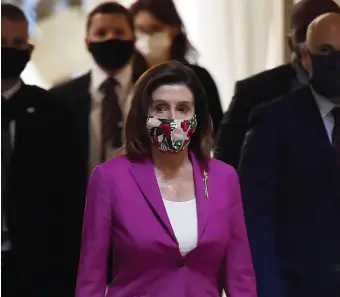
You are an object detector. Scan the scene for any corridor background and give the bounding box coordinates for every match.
[3,0,340,109]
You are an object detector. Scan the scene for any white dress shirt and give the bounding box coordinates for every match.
[88,63,133,172]
[312,87,340,144]
[163,198,198,256]
[2,80,21,252]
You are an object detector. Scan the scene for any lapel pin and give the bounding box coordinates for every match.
[26,107,35,113]
[203,170,209,199]
[200,162,209,199]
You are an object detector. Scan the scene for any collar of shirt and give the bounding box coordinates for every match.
[295,67,309,87]
[2,80,22,100]
[90,62,133,102]
[311,86,339,119]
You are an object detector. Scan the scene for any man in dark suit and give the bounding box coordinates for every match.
[48,2,148,295]
[1,4,67,297]
[215,0,340,168]
[238,12,340,297]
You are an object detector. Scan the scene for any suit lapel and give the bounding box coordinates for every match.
[190,152,209,242]
[5,84,39,155]
[296,88,340,202]
[129,158,177,242]
[71,73,92,177]
[129,153,211,244]
[74,72,92,135]
[2,84,33,124]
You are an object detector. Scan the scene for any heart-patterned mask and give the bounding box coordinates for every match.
[146,115,197,153]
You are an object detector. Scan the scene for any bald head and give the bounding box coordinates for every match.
[301,12,340,102]
[306,13,340,53]
[291,0,340,44]
[288,0,340,72]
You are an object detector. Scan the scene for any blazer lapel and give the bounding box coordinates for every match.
[190,152,209,242]
[129,158,177,242]
[2,84,31,123]
[296,88,340,203]
[71,73,92,178]
[129,153,211,244]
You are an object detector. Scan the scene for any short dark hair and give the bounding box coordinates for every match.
[290,0,340,43]
[125,60,212,163]
[1,3,27,22]
[130,0,198,63]
[86,1,134,33]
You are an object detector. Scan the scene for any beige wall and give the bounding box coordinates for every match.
[175,0,285,109]
[22,0,287,105]
[283,0,295,63]
[22,0,135,88]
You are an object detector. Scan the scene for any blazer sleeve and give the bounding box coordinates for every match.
[224,169,257,297]
[75,166,112,297]
[238,106,284,297]
[215,82,249,169]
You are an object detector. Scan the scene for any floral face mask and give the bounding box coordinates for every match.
[146,115,197,153]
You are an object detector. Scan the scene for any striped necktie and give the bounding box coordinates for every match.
[100,77,123,162]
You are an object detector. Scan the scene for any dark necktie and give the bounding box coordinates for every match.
[100,78,123,162]
[1,96,12,248]
[332,107,340,164]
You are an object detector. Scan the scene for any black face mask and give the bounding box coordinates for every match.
[88,39,134,70]
[1,47,30,79]
[310,51,340,98]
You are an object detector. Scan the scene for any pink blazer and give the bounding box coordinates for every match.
[75,152,256,297]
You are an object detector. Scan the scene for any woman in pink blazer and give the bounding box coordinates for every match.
[76,61,256,297]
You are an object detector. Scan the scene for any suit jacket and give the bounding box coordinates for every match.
[1,83,68,297]
[215,64,297,168]
[238,87,340,297]
[50,62,222,199]
[76,152,256,297]
[49,53,148,192]
[48,55,148,296]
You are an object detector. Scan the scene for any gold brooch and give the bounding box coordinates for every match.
[203,170,209,199]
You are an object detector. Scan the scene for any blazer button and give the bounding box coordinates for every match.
[335,264,340,272]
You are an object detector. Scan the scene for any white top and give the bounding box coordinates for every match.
[163,198,198,256]
[88,62,133,172]
[312,87,340,144]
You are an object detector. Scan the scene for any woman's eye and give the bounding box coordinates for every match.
[179,106,189,113]
[155,105,166,112]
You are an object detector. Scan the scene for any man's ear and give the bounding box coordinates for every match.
[28,44,35,58]
[85,37,90,52]
[300,46,312,75]
[287,35,293,53]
